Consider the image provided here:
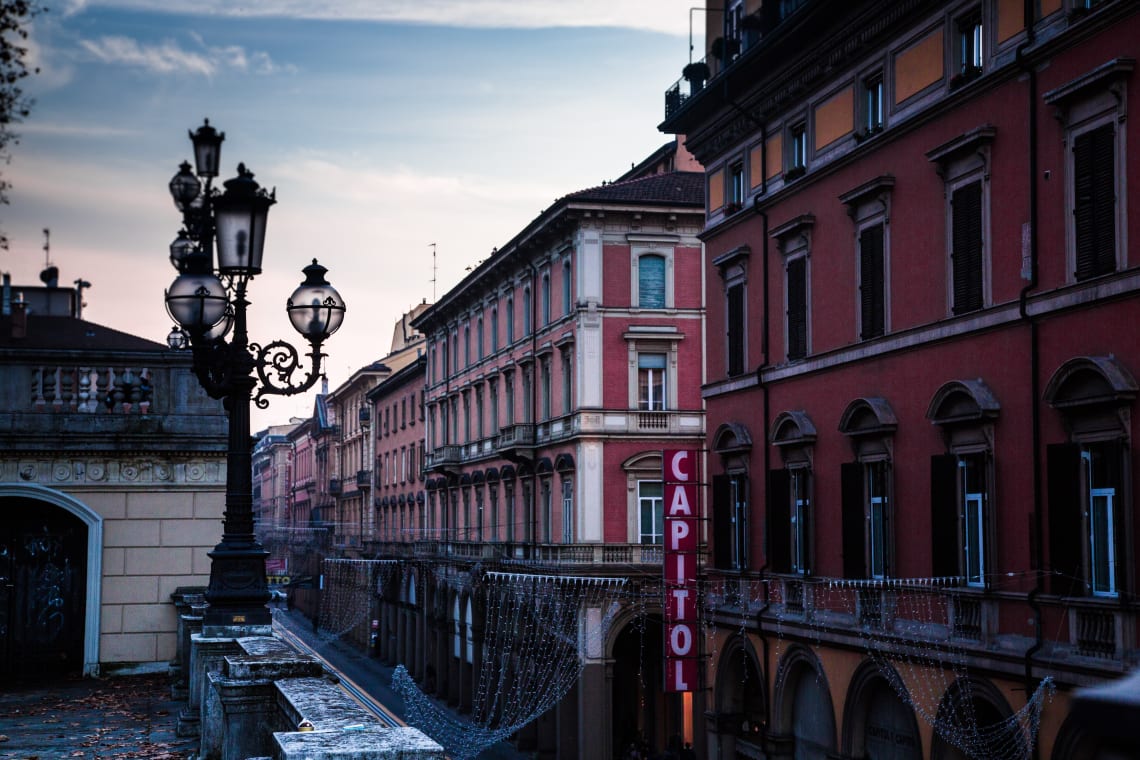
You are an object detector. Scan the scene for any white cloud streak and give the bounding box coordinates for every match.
[78,35,292,77]
[74,0,693,36]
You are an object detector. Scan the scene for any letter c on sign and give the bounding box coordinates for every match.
[670,450,690,481]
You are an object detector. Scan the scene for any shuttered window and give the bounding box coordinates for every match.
[786,257,807,360]
[841,462,866,579]
[767,469,792,573]
[638,254,666,308]
[1073,123,1116,280]
[859,224,885,338]
[726,282,745,376]
[951,181,984,314]
[1047,443,1083,596]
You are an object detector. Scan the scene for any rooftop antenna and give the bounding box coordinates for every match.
[429,242,437,301]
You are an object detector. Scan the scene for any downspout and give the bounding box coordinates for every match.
[751,127,775,747]
[1015,3,1043,739]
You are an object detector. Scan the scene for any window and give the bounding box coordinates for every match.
[727,282,746,376]
[464,325,471,367]
[523,287,532,335]
[476,487,484,543]
[728,162,745,211]
[451,332,458,374]
[1049,441,1122,597]
[462,392,470,443]
[638,254,666,308]
[505,483,515,544]
[786,256,808,360]
[541,479,552,543]
[477,316,484,360]
[561,478,573,544]
[789,123,807,172]
[491,308,499,352]
[521,363,533,423]
[961,455,987,587]
[712,473,749,570]
[859,224,885,338]
[951,180,984,314]
[841,461,892,580]
[638,481,664,544]
[541,272,551,326]
[561,350,572,414]
[862,72,884,134]
[489,378,499,434]
[562,259,572,316]
[506,296,515,344]
[489,485,499,543]
[1073,123,1117,280]
[791,469,812,575]
[475,385,484,439]
[504,371,515,425]
[539,357,551,421]
[954,9,983,84]
[637,353,667,410]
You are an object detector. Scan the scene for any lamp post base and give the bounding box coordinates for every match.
[203,544,272,628]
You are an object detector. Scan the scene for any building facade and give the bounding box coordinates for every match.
[662,1,1138,758]
[363,142,708,758]
[0,272,227,677]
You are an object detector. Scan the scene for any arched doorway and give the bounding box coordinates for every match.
[0,485,102,679]
[842,660,923,759]
[930,677,1024,760]
[712,635,767,759]
[612,613,665,758]
[773,646,836,760]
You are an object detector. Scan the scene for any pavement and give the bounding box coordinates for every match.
[0,607,528,760]
[0,671,196,759]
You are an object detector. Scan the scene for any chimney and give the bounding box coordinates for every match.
[11,297,27,339]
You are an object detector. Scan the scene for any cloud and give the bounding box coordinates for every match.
[19,122,142,138]
[74,0,693,36]
[77,34,293,77]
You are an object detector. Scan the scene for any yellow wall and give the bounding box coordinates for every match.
[997,0,1025,42]
[815,86,854,150]
[709,168,725,210]
[895,29,944,104]
[765,134,783,180]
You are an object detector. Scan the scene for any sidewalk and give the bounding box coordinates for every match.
[0,672,195,759]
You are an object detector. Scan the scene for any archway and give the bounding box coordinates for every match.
[712,635,767,758]
[611,613,665,758]
[929,677,1024,760]
[773,645,836,760]
[0,484,103,678]
[842,660,923,759]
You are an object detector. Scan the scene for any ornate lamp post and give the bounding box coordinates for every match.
[165,119,346,628]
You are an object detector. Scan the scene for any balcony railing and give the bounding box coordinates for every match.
[426,445,461,470]
[328,478,341,495]
[495,423,535,450]
[1073,605,1118,659]
[356,469,370,488]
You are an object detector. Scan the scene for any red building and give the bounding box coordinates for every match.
[662,1,1138,758]
[369,140,707,757]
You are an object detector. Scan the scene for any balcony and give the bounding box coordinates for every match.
[356,469,370,488]
[405,540,664,569]
[425,445,461,472]
[495,423,535,462]
[328,478,341,495]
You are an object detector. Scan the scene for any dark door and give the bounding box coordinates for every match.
[0,497,87,679]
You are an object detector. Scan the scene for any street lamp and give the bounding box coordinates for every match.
[165,118,346,629]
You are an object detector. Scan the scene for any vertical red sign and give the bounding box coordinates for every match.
[663,449,699,692]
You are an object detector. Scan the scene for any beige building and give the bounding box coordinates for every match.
[0,271,227,677]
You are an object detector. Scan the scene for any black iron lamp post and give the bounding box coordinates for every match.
[165,119,346,628]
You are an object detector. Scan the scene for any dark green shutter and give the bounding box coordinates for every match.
[767,469,791,573]
[1074,124,1116,280]
[1047,443,1082,596]
[859,225,885,339]
[727,283,745,376]
[841,462,866,579]
[639,255,666,308]
[951,181,984,314]
[930,454,959,578]
[786,258,807,360]
[712,474,731,569]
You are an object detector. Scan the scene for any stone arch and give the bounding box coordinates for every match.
[713,422,754,454]
[841,659,922,759]
[839,397,898,437]
[930,675,1022,760]
[926,379,1001,425]
[0,483,103,676]
[713,634,767,753]
[1044,355,1138,409]
[770,410,817,447]
[772,644,836,758]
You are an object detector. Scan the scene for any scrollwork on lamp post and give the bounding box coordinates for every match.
[164,119,346,629]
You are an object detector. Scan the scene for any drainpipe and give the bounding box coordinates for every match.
[530,261,540,557]
[750,128,775,747]
[1015,3,1043,742]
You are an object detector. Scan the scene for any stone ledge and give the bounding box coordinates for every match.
[274,728,445,759]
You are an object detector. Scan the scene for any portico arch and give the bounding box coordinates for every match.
[0,483,103,676]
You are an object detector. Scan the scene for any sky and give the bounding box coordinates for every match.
[2,0,700,429]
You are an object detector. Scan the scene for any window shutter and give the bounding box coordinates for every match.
[841,462,866,579]
[1047,443,1082,596]
[767,469,792,573]
[930,454,959,578]
[951,181,984,314]
[638,255,666,308]
[786,258,807,359]
[1074,124,1116,280]
[735,474,751,569]
[859,225,885,339]
[712,474,732,569]
[1103,441,1124,594]
[727,283,745,376]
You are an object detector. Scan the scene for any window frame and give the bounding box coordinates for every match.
[632,247,673,310]
[637,480,665,545]
[637,352,668,411]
